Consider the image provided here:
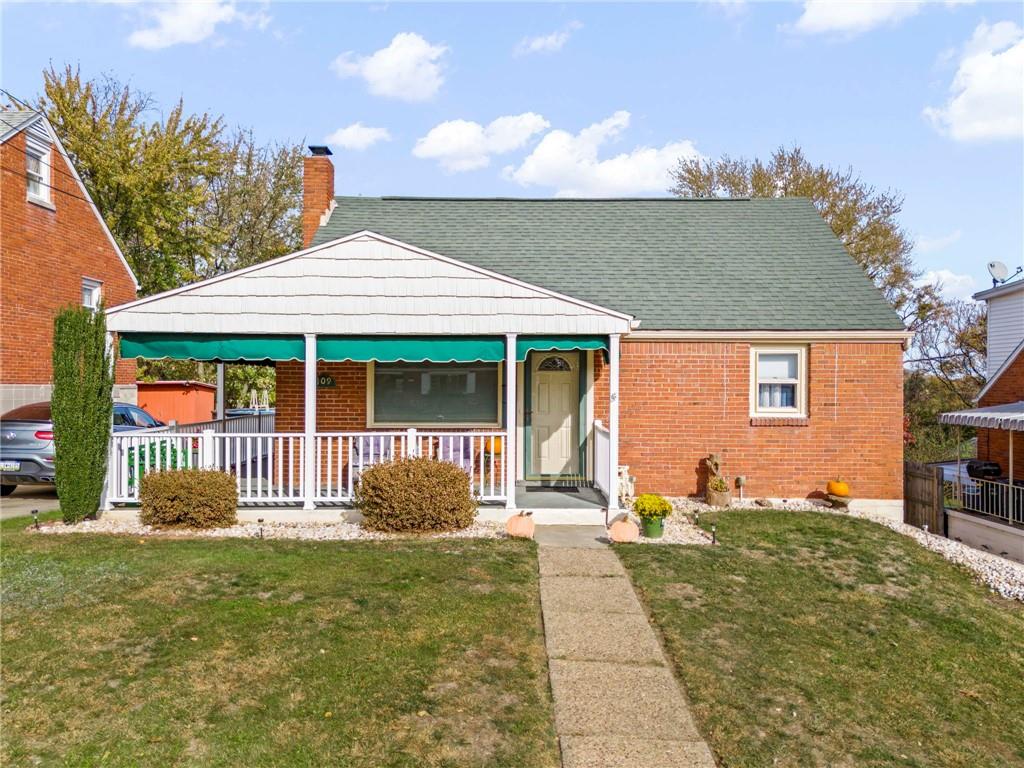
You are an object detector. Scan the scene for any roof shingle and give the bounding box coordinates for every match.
[311,196,905,331]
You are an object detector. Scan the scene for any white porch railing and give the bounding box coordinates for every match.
[106,430,305,504]
[314,430,507,502]
[947,478,1024,526]
[106,427,506,505]
[593,419,610,498]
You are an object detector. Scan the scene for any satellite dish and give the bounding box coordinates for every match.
[988,261,1009,281]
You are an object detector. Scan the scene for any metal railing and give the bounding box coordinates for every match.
[946,478,1024,526]
[173,412,275,435]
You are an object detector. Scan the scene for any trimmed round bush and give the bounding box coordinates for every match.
[140,469,238,529]
[356,457,477,533]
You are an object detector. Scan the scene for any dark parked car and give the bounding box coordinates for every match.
[0,401,164,495]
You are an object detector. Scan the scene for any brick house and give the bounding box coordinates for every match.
[1,109,139,412]
[104,146,908,521]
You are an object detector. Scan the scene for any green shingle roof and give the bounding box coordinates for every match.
[311,196,905,331]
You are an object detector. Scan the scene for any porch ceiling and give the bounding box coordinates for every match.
[106,232,633,336]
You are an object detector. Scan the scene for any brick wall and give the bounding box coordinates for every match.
[275,361,367,432]
[302,155,334,247]
[1,129,137,395]
[977,350,1024,479]
[595,340,904,500]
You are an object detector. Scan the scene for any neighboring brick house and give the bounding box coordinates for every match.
[1,108,139,411]
[106,147,908,519]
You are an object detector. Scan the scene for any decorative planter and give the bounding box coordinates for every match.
[706,488,732,508]
[609,516,640,543]
[641,517,665,539]
[827,480,850,498]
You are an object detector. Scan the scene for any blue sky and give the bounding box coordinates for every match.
[3,1,1022,298]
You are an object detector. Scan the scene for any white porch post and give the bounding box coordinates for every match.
[303,333,317,510]
[505,333,518,510]
[608,333,621,511]
[215,363,225,421]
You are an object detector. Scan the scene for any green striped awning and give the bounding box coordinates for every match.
[119,333,304,362]
[516,336,607,362]
[317,336,504,363]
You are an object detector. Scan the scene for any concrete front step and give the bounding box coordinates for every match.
[560,735,717,768]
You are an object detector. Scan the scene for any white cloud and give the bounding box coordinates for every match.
[514,21,582,56]
[331,32,447,102]
[923,21,1024,141]
[916,269,977,301]
[915,229,962,254]
[704,0,748,19]
[128,1,269,50]
[504,111,701,197]
[791,1,923,36]
[413,113,550,172]
[325,122,391,151]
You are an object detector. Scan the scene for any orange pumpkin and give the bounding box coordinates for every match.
[506,512,535,539]
[609,516,639,543]
[827,479,850,497]
[489,436,503,455]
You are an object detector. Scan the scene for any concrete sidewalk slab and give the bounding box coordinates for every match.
[549,659,702,739]
[538,547,626,577]
[544,611,665,665]
[560,736,716,768]
[540,576,643,616]
[534,525,608,548]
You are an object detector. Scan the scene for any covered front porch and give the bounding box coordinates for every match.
[102,231,634,520]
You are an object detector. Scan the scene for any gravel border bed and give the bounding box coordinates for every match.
[35,518,507,541]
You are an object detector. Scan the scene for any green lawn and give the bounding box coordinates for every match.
[1,515,558,768]
[617,510,1024,768]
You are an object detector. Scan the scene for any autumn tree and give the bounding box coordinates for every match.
[40,65,227,295]
[670,146,940,333]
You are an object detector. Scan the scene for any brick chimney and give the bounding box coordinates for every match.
[302,145,335,247]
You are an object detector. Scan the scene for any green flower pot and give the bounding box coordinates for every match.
[641,517,665,539]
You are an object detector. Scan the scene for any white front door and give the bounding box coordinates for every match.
[530,353,578,477]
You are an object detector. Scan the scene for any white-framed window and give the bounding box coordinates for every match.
[81,278,102,311]
[367,361,503,428]
[750,346,808,417]
[25,138,52,205]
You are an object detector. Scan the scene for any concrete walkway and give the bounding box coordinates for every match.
[535,525,716,768]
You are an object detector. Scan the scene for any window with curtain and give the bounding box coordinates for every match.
[371,362,500,426]
[751,348,806,416]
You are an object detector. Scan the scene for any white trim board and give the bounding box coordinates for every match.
[626,330,912,343]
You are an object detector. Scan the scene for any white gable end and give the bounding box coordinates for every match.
[107,232,632,335]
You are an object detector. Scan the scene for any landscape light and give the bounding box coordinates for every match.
[711,523,717,545]
[31,509,39,530]
[258,517,264,539]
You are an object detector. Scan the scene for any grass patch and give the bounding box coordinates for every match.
[617,510,1024,768]
[1,514,558,767]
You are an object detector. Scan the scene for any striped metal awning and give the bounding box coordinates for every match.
[939,401,1024,430]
